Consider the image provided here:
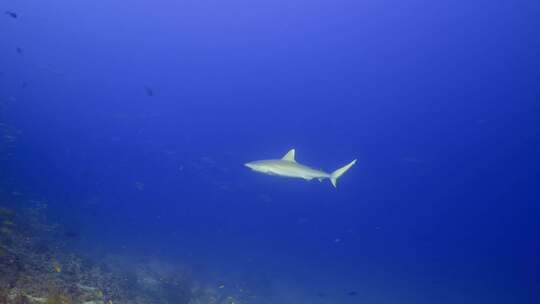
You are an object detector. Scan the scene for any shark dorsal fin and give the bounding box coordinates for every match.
[282,149,296,162]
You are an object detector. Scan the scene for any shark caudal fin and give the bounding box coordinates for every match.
[330,159,357,188]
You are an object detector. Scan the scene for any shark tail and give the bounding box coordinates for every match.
[330,159,357,188]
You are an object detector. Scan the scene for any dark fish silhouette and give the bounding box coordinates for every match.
[144,86,154,97]
[21,81,28,89]
[347,291,358,296]
[5,11,17,18]
[64,231,80,238]
[16,47,22,54]
[317,292,327,298]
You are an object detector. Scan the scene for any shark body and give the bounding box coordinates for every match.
[245,149,356,188]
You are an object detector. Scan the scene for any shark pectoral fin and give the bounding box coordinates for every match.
[282,149,296,162]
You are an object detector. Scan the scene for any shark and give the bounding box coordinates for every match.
[245,149,357,188]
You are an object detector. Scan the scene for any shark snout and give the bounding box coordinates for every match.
[245,163,255,169]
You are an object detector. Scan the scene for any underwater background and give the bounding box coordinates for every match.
[1,0,539,303]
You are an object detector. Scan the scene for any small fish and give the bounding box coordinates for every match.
[64,231,80,238]
[53,261,62,273]
[135,181,145,191]
[2,220,14,226]
[347,291,358,296]
[0,207,15,217]
[144,86,154,96]
[0,227,12,235]
[5,11,17,18]
[16,47,22,54]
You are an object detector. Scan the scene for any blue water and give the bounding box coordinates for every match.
[1,0,539,303]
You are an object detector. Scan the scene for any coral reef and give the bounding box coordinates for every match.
[0,201,255,304]
[0,202,184,304]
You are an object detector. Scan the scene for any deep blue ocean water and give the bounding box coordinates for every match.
[1,0,539,303]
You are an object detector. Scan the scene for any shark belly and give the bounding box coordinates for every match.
[269,163,328,180]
